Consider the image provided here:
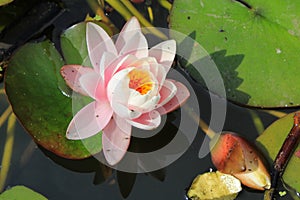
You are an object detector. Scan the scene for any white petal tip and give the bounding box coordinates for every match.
[66,132,81,140]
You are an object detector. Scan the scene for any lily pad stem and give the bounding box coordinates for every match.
[183,104,216,139]
[0,106,12,128]
[0,113,16,192]
[87,0,119,34]
[105,0,168,40]
[105,0,133,20]
[269,112,300,199]
[0,89,5,95]
[249,109,265,134]
[263,110,287,118]
[157,0,172,11]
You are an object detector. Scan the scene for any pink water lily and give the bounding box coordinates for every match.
[60,17,190,165]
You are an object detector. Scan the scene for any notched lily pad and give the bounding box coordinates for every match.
[5,40,102,159]
[256,112,300,192]
[170,0,300,107]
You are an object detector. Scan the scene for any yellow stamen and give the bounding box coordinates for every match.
[128,69,153,95]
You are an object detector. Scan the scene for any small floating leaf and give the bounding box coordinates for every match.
[187,171,242,200]
[0,0,13,6]
[0,186,47,200]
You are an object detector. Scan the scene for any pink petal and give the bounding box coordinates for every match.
[106,67,133,102]
[99,52,117,80]
[104,55,137,82]
[112,101,141,119]
[66,101,113,140]
[107,67,142,119]
[102,118,132,165]
[133,58,167,89]
[128,110,161,130]
[156,80,190,115]
[148,61,167,86]
[79,71,102,100]
[149,40,176,71]
[115,17,141,53]
[60,65,94,95]
[118,31,148,58]
[114,113,132,136]
[86,22,117,73]
[157,79,177,107]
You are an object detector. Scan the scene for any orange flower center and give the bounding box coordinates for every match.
[128,69,153,95]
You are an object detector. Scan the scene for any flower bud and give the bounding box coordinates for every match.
[210,132,271,190]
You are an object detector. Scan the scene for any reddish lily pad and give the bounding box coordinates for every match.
[5,40,102,159]
[170,0,300,107]
[256,112,300,192]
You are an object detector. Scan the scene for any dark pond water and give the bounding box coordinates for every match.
[0,0,296,199]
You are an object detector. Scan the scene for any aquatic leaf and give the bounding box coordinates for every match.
[187,171,242,200]
[0,185,47,200]
[170,0,300,107]
[60,22,91,66]
[60,21,113,66]
[256,112,300,192]
[0,0,13,6]
[5,41,102,159]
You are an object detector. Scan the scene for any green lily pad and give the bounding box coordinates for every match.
[5,40,102,159]
[170,0,300,107]
[60,21,113,66]
[60,22,91,66]
[0,186,47,200]
[256,112,300,192]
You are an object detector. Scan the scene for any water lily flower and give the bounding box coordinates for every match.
[210,132,271,190]
[60,17,190,165]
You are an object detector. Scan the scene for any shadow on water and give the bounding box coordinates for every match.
[38,115,185,198]
[176,31,251,105]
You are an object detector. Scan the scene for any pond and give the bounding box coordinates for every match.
[0,0,299,200]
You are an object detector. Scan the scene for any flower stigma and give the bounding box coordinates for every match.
[128,68,154,95]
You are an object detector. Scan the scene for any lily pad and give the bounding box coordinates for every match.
[0,186,47,200]
[256,112,300,192]
[0,0,13,6]
[187,171,242,200]
[5,40,102,159]
[60,21,113,66]
[170,0,300,107]
[60,22,91,66]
